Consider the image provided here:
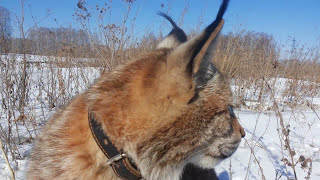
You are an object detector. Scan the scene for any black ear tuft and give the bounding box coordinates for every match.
[180,0,229,104]
[156,12,187,49]
[164,0,229,104]
[186,0,229,75]
[157,12,187,44]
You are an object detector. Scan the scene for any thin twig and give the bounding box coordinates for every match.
[266,82,298,180]
[0,138,15,180]
[244,139,266,180]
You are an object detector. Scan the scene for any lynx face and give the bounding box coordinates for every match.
[187,74,245,169]
[26,0,244,180]
[128,0,245,178]
[134,63,245,179]
[188,89,245,169]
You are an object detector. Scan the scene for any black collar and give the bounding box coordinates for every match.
[88,111,143,180]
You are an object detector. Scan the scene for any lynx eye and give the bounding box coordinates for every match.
[228,105,236,118]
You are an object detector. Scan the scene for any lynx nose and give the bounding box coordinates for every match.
[240,126,245,138]
[232,118,245,138]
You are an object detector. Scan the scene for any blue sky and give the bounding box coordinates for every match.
[2,0,320,49]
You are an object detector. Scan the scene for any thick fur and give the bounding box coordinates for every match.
[26,0,245,179]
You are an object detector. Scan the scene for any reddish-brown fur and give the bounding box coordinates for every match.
[26,48,244,180]
[26,2,244,179]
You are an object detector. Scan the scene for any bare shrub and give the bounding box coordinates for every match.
[0,1,319,179]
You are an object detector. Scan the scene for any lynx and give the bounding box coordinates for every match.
[26,0,245,179]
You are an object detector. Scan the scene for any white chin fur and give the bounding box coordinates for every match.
[190,154,223,169]
[145,165,185,180]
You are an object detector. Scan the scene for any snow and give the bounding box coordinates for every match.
[0,54,320,179]
[216,110,320,179]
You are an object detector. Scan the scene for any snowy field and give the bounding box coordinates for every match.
[0,54,320,179]
[216,110,320,179]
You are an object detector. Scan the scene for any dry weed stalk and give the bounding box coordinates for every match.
[0,1,319,179]
[0,138,15,180]
[244,139,266,180]
[243,112,268,180]
[266,81,313,180]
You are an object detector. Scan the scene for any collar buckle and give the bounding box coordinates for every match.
[89,111,142,179]
[106,153,127,165]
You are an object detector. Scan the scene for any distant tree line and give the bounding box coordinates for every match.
[0,6,12,53]
[24,27,92,57]
[0,6,98,57]
[7,27,95,58]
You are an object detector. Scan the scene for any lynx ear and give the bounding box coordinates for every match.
[191,20,224,89]
[170,0,228,85]
[156,12,187,49]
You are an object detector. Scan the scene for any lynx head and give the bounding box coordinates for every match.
[90,0,244,179]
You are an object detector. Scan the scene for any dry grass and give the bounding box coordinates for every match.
[0,0,319,179]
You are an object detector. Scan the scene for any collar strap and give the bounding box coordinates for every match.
[88,111,143,180]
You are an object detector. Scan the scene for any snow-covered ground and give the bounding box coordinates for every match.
[216,110,320,179]
[0,54,320,179]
